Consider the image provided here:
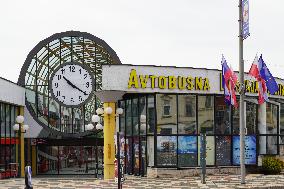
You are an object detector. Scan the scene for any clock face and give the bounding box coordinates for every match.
[50,62,94,107]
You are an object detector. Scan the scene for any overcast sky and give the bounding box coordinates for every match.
[0,0,283,83]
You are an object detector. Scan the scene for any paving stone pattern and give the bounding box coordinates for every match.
[0,174,284,189]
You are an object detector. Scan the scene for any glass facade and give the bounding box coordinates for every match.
[119,94,283,170]
[0,103,19,179]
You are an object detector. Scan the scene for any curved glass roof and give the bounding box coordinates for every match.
[19,31,121,136]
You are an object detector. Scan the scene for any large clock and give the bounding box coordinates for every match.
[19,31,121,135]
[50,62,94,107]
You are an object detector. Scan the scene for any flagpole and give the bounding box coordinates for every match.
[238,0,246,184]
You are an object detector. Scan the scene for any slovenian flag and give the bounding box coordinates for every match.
[222,55,238,107]
[249,55,278,104]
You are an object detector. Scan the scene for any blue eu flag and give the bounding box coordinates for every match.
[259,55,279,94]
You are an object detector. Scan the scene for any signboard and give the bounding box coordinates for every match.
[233,135,256,165]
[242,0,250,39]
[101,65,284,99]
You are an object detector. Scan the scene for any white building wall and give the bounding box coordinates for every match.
[0,77,25,106]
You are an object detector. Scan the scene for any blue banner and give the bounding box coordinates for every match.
[233,135,256,165]
[242,0,250,39]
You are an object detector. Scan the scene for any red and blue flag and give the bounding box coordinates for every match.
[249,55,278,104]
[222,56,238,107]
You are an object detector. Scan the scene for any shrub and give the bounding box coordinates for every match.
[262,156,284,174]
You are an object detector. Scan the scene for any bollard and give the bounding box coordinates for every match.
[25,166,33,189]
[200,127,206,184]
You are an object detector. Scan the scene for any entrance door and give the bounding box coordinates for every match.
[36,138,103,176]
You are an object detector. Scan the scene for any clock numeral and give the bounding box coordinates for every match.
[71,97,74,103]
[79,69,82,74]
[84,73,87,79]
[62,96,65,99]
[86,82,90,88]
[69,65,75,72]
[61,69,65,74]
[56,91,60,97]
[57,75,62,80]
[79,96,83,102]
[54,82,59,88]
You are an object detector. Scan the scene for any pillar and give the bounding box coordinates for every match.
[103,102,116,179]
[32,145,37,176]
[20,106,25,177]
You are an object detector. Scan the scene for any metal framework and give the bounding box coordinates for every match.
[18,31,121,137]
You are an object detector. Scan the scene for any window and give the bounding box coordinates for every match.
[246,102,257,135]
[198,96,214,134]
[280,103,284,134]
[178,136,197,167]
[147,95,155,135]
[215,96,231,135]
[216,136,231,165]
[178,95,196,134]
[258,103,278,135]
[163,100,171,116]
[157,136,177,166]
[259,136,278,155]
[156,94,177,134]
[198,136,214,165]
[233,136,256,165]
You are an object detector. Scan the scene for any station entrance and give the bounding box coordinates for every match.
[32,137,103,177]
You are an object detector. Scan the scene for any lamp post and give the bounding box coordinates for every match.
[91,106,123,179]
[13,115,29,178]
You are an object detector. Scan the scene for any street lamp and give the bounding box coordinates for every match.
[91,107,124,131]
[13,115,29,133]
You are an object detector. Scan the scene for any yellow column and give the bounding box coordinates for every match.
[103,102,116,179]
[31,145,37,176]
[20,106,25,177]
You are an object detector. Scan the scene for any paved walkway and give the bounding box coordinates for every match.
[0,174,284,189]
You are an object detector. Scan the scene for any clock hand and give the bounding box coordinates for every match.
[63,76,88,95]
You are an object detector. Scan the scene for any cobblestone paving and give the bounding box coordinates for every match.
[0,174,284,189]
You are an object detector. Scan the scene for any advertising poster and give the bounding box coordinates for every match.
[198,136,215,165]
[178,136,197,166]
[157,136,177,166]
[233,135,256,165]
[216,136,231,165]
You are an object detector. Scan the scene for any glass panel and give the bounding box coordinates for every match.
[233,135,256,165]
[125,137,133,174]
[147,136,154,167]
[246,102,257,134]
[198,96,214,134]
[37,145,58,174]
[49,99,60,131]
[133,136,139,175]
[156,94,177,134]
[61,107,73,133]
[147,95,155,135]
[5,105,11,137]
[232,107,240,134]
[0,104,4,137]
[119,101,125,134]
[280,104,284,134]
[132,98,139,136]
[216,136,231,165]
[266,103,278,134]
[37,86,49,126]
[198,136,214,166]
[267,136,278,154]
[10,106,15,137]
[140,136,147,176]
[139,97,147,135]
[126,100,132,136]
[178,95,196,134]
[73,107,84,133]
[178,136,197,167]
[157,136,177,166]
[215,96,231,134]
